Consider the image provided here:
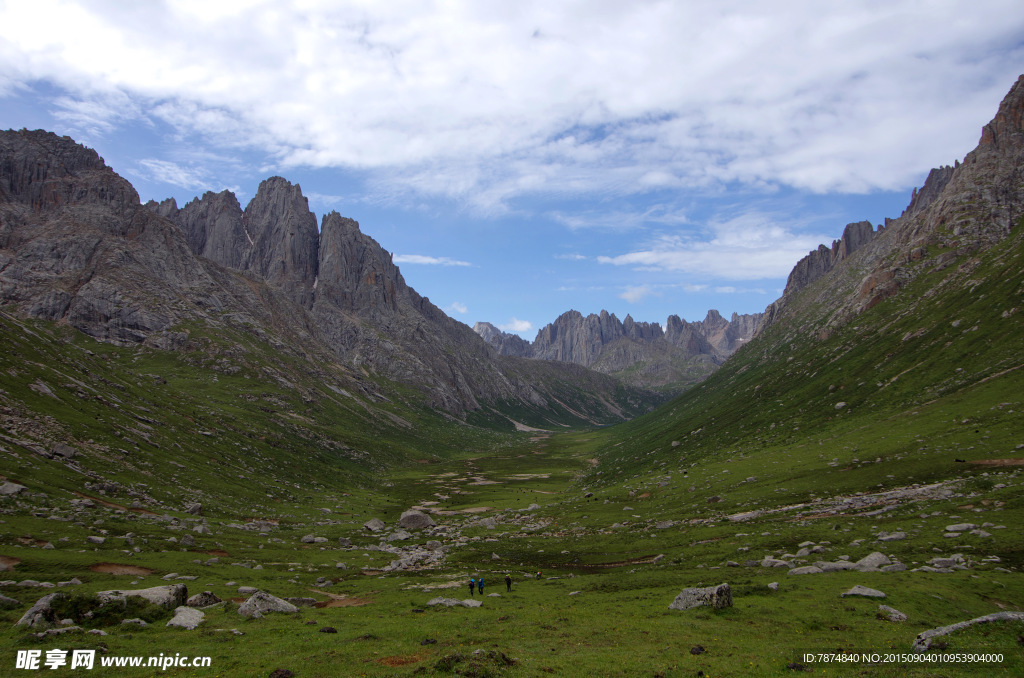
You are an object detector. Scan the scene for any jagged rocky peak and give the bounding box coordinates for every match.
[0,128,139,211]
[242,177,319,307]
[316,211,408,316]
[979,74,1024,151]
[173,190,247,269]
[784,220,883,295]
[473,322,534,358]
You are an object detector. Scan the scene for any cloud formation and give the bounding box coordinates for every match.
[597,211,831,280]
[498,318,533,333]
[1,1,1021,214]
[393,255,472,267]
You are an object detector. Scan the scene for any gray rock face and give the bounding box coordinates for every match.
[397,510,435,530]
[668,583,732,611]
[96,584,188,610]
[166,606,205,630]
[238,591,299,618]
[480,308,761,392]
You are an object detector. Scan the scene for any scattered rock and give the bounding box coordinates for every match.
[0,481,27,496]
[767,582,779,591]
[398,510,436,530]
[86,536,105,545]
[944,523,977,532]
[166,606,205,630]
[853,552,891,571]
[96,584,188,609]
[238,592,299,618]
[363,518,385,532]
[427,597,482,608]
[668,583,732,611]
[338,537,351,547]
[690,645,705,655]
[15,592,66,627]
[186,591,222,608]
[879,605,907,622]
[841,585,886,599]
[912,612,1024,652]
[319,626,337,633]
[788,566,823,576]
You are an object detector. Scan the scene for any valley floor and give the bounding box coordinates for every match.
[2,432,1022,677]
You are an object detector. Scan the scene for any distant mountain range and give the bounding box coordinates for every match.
[474,309,762,392]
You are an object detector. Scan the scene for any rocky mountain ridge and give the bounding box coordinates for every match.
[475,308,762,392]
[0,130,658,425]
[759,75,1024,338]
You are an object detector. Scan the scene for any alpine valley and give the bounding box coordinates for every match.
[0,76,1022,677]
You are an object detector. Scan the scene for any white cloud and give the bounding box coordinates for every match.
[137,158,210,191]
[393,254,472,267]
[597,211,831,280]
[0,2,1022,213]
[554,253,587,261]
[498,317,533,333]
[446,301,468,315]
[619,285,657,303]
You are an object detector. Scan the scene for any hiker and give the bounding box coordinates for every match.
[478,577,485,595]
[469,577,475,596]
[505,573,512,592]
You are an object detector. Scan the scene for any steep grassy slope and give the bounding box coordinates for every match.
[580,216,1023,497]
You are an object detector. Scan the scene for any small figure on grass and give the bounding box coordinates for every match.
[505,574,512,592]
[469,578,476,596]
[478,578,485,595]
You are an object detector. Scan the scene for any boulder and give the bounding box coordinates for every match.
[426,597,481,608]
[668,583,732,611]
[363,518,385,532]
[300,534,316,544]
[840,585,886,599]
[238,592,299,618]
[15,592,66,627]
[398,510,435,530]
[912,612,1024,652]
[96,584,188,609]
[788,566,823,575]
[853,552,891,571]
[944,523,976,532]
[0,593,22,608]
[186,591,222,608]
[166,606,205,630]
[879,605,907,622]
[0,481,27,495]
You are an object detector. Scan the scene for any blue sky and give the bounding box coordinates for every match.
[2,2,1022,337]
